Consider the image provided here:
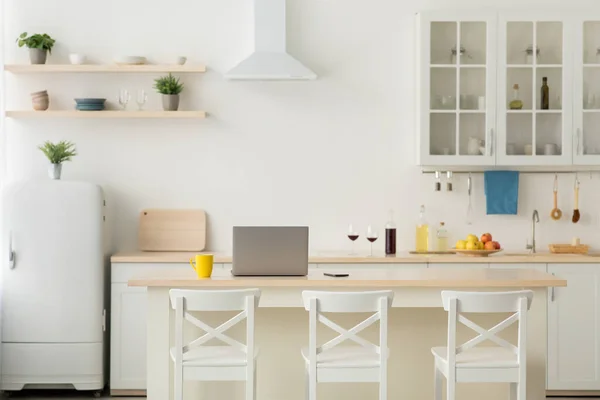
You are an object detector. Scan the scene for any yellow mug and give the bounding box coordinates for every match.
[189,254,213,278]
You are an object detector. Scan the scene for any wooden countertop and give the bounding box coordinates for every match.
[129,268,566,288]
[111,251,600,264]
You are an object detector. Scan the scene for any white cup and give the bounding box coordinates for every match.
[524,144,533,155]
[173,56,187,65]
[544,143,558,155]
[69,53,87,65]
[506,143,516,155]
[478,96,486,110]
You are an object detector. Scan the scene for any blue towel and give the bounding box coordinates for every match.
[484,171,519,215]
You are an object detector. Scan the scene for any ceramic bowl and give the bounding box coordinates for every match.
[69,54,87,65]
[114,56,147,65]
[173,56,187,65]
[75,98,106,104]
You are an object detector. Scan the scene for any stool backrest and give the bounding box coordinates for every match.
[441,290,533,368]
[302,290,394,365]
[169,289,261,364]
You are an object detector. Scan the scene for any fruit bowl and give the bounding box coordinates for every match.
[453,248,503,257]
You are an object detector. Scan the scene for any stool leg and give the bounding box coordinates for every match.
[308,364,317,400]
[379,366,387,400]
[304,367,309,400]
[434,365,442,400]
[446,376,455,400]
[246,361,255,400]
[517,381,526,400]
[174,363,183,400]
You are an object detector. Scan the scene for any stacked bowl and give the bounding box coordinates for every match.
[31,91,49,111]
[75,98,106,111]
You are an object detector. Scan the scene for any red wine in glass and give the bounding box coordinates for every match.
[348,225,359,255]
[366,225,379,257]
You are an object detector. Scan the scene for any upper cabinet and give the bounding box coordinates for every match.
[417,11,597,167]
[496,12,572,166]
[573,17,600,165]
[417,11,497,166]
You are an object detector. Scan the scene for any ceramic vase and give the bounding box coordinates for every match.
[162,94,180,111]
[48,163,62,180]
[29,48,48,65]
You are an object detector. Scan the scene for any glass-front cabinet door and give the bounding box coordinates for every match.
[417,11,497,166]
[573,17,600,165]
[496,12,572,166]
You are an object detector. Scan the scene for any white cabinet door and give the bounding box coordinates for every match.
[547,264,600,390]
[573,16,600,165]
[417,10,497,166]
[110,284,147,391]
[429,263,488,269]
[496,11,573,166]
[489,263,546,271]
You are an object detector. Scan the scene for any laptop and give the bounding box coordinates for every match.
[232,226,309,276]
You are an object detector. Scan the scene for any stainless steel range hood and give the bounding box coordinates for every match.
[225,0,317,81]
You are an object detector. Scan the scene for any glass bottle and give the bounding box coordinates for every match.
[436,222,449,252]
[541,77,549,110]
[385,210,397,255]
[509,84,523,110]
[415,205,429,252]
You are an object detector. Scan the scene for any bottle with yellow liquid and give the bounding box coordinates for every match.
[436,222,449,252]
[415,205,429,252]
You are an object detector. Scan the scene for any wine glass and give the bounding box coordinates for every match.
[136,90,147,111]
[118,89,130,110]
[347,224,359,255]
[366,225,379,257]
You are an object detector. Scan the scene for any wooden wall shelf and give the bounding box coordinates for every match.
[6,111,207,119]
[4,64,206,73]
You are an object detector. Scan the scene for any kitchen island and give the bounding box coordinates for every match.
[129,267,565,400]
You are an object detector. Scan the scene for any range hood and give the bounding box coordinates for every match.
[225,0,317,80]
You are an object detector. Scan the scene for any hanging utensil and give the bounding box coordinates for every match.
[466,173,473,225]
[551,174,562,221]
[572,174,580,223]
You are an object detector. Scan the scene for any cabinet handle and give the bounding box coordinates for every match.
[577,128,582,155]
[551,272,555,302]
[489,128,494,156]
[8,231,15,270]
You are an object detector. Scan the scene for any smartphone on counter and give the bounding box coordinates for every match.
[324,272,349,278]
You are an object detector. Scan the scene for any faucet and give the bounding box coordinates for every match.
[526,210,540,254]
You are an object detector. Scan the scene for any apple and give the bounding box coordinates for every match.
[492,241,501,250]
[480,233,492,243]
[484,241,495,250]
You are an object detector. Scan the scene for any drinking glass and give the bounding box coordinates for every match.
[136,90,147,111]
[366,225,378,257]
[347,224,359,255]
[118,89,130,110]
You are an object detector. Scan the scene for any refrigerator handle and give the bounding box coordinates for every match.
[9,231,15,269]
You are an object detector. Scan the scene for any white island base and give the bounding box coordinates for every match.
[131,268,565,400]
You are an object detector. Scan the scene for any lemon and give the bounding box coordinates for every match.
[466,241,477,250]
[456,240,467,250]
[466,234,478,243]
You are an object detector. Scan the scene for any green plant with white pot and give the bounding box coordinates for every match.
[16,32,56,65]
[154,73,184,111]
[38,140,77,180]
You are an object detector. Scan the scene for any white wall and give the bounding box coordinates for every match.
[4,0,600,254]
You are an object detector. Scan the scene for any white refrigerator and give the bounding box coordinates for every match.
[0,180,106,393]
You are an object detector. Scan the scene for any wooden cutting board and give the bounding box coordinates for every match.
[138,209,206,251]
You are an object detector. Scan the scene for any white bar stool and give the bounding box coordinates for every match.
[169,288,261,400]
[301,290,394,400]
[432,290,533,400]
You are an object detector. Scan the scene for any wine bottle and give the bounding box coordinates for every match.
[541,77,549,110]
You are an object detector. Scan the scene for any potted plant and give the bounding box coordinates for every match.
[16,32,56,64]
[38,140,77,180]
[154,73,184,111]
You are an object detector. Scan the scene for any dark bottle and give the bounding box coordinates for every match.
[385,210,397,255]
[541,77,549,110]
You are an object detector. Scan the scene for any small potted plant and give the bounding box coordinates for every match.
[38,140,77,180]
[154,73,184,111]
[16,32,56,64]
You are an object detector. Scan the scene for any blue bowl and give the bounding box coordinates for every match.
[74,98,106,105]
